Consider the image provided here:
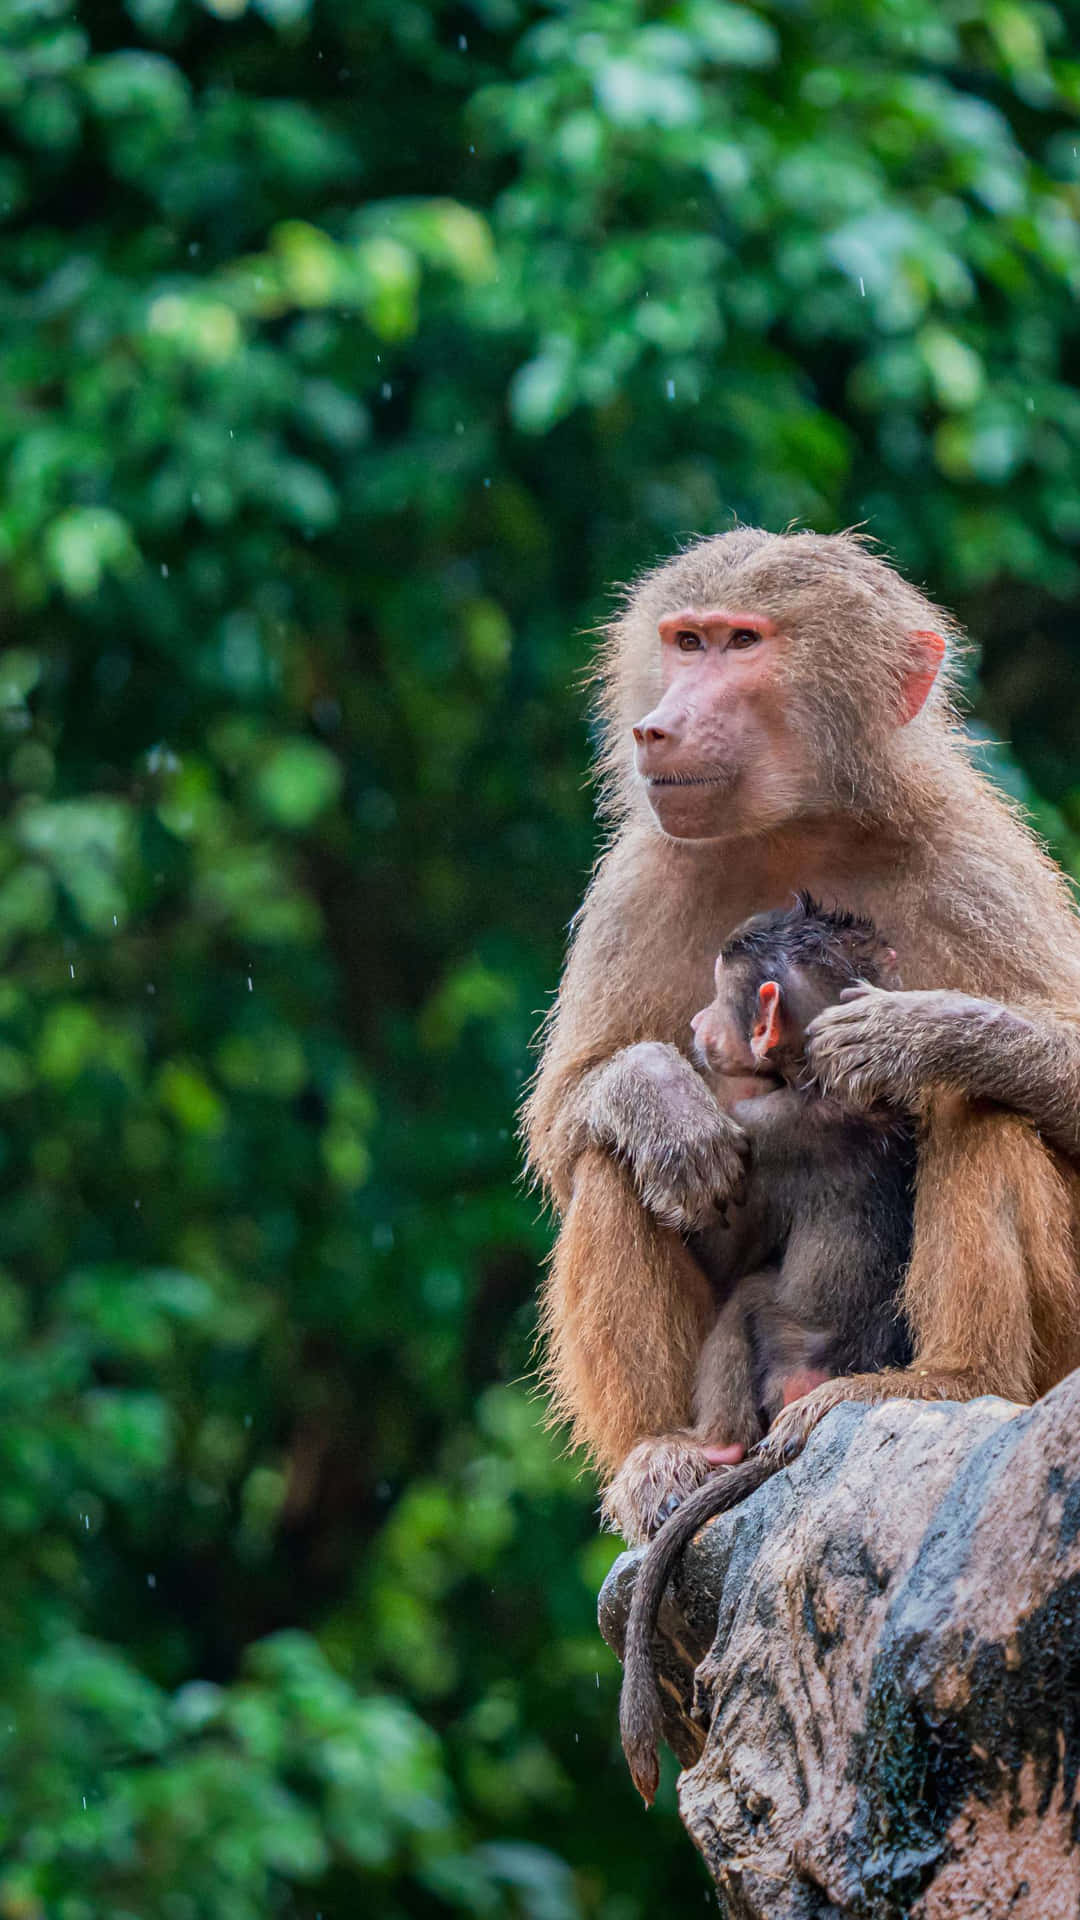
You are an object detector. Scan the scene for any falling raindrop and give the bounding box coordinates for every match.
[666,379,675,400]
[858,276,866,297]
[247,975,253,992]
[161,563,169,578]
[458,32,467,48]
[69,963,75,979]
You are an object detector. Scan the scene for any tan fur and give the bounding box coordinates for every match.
[524,528,1080,1540]
[537,1148,715,1461]
[905,1098,1078,1399]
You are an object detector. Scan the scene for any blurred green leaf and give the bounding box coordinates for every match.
[252,739,343,827]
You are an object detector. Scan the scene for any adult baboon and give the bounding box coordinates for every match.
[524,529,1080,1543]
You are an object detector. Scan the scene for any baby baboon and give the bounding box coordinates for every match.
[688,893,914,1471]
[620,894,915,1804]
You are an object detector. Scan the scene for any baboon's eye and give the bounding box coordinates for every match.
[728,628,762,650]
[676,630,704,651]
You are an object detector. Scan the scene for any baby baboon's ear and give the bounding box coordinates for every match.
[750,981,782,1060]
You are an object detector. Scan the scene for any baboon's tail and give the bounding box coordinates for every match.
[619,1457,773,1804]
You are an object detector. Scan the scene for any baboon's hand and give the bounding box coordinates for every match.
[757,1378,859,1466]
[758,1368,967,1467]
[587,1040,749,1233]
[806,985,988,1111]
[601,1432,743,1543]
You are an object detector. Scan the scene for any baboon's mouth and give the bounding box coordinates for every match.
[644,773,724,789]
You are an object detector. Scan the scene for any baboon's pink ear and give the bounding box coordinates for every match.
[898,631,946,725]
[751,981,782,1057]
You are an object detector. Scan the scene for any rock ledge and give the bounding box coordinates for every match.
[599,1376,1080,1918]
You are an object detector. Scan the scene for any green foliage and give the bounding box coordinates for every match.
[0,0,1078,1913]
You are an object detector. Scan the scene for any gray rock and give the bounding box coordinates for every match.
[599,1377,1080,1917]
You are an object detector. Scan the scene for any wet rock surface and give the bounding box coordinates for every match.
[600,1375,1080,1917]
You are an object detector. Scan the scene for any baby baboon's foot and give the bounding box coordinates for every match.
[601,1432,745,1543]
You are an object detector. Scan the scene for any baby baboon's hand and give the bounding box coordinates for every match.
[586,1040,749,1234]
